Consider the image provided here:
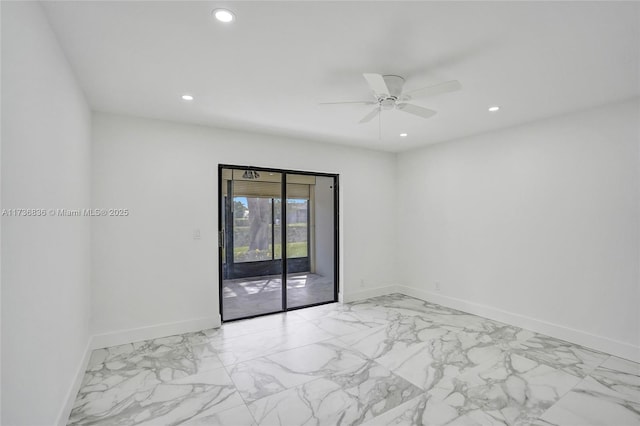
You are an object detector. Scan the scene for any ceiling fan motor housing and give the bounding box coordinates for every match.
[380,99,396,110]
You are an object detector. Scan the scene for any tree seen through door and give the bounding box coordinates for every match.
[233,196,307,263]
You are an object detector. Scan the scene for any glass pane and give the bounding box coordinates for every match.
[233,196,272,263]
[286,174,335,309]
[274,198,282,259]
[286,198,308,258]
[222,169,283,321]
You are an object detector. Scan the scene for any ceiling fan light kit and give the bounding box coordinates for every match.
[242,170,260,180]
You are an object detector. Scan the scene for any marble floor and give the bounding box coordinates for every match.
[222,272,335,320]
[68,294,640,426]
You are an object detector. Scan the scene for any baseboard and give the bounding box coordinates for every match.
[90,315,222,350]
[396,285,640,363]
[343,285,398,303]
[56,338,92,426]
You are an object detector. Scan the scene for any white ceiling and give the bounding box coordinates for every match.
[42,1,639,152]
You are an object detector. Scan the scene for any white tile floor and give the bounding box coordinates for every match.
[68,294,640,425]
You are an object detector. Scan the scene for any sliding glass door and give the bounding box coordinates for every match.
[219,166,338,321]
[286,174,335,309]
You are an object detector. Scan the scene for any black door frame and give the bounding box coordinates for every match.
[218,164,339,322]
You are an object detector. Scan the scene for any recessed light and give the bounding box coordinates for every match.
[213,8,235,23]
[181,94,194,101]
[488,106,500,112]
[399,133,408,137]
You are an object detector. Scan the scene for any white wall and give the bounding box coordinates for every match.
[91,112,397,339]
[397,99,640,361]
[313,175,335,279]
[1,2,92,425]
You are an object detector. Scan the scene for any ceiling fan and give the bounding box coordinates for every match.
[320,73,461,124]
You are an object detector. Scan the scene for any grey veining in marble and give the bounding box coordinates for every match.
[228,340,370,403]
[247,362,422,426]
[537,356,640,426]
[68,293,640,426]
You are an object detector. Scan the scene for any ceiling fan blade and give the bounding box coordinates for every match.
[363,73,390,97]
[396,103,437,119]
[404,80,461,99]
[359,107,380,124]
[318,101,375,105]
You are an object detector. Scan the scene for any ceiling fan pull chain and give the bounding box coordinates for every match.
[379,106,382,140]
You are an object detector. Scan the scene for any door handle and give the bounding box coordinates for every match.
[218,230,225,248]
